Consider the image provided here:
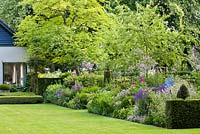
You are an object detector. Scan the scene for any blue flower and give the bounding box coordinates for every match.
[157,76,174,93]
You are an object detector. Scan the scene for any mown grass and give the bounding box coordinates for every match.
[0,104,199,134]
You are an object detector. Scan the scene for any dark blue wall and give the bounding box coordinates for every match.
[0,25,14,46]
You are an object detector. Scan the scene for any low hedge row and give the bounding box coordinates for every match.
[166,99,200,129]
[0,96,43,104]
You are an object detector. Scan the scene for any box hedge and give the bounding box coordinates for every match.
[0,84,11,91]
[166,99,200,129]
[0,96,43,104]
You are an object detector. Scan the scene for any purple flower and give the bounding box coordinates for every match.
[158,85,166,93]
[134,89,148,103]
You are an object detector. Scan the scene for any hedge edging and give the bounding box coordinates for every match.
[0,96,43,104]
[166,99,200,129]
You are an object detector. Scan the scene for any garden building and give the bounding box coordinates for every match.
[0,20,27,86]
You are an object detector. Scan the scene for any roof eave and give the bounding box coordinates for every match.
[0,19,15,35]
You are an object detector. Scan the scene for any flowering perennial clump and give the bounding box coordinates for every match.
[134,76,174,103]
[55,90,65,98]
[134,89,148,103]
[116,89,131,99]
[71,80,81,90]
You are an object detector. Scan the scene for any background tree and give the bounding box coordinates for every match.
[15,0,110,73]
[102,4,197,74]
[0,0,31,30]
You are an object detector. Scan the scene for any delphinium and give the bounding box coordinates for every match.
[157,76,174,93]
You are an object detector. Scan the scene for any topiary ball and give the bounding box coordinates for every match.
[177,84,190,100]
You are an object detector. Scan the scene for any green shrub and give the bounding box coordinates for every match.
[0,84,11,91]
[67,97,82,109]
[63,75,75,88]
[10,85,17,92]
[38,78,63,95]
[77,75,94,87]
[87,91,114,116]
[81,86,101,93]
[45,84,80,107]
[63,88,77,99]
[0,96,43,104]
[115,78,131,89]
[145,73,165,87]
[112,108,130,119]
[177,84,190,100]
[48,86,76,105]
[95,75,104,87]
[77,74,104,87]
[121,96,134,108]
[67,92,91,109]
[76,92,88,106]
[143,91,167,127]
[100,84,115,91]
[166,100,200,129]
[63,74,104,88]
[46,84,63,103]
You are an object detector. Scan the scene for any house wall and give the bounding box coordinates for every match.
[0,47,27,84]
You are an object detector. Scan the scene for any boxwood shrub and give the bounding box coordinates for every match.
[0,84,11,91]
[0,96,43,104]
[166,99,200,129]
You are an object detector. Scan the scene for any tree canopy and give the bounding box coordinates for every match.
[0,0,197,72]
[15,0,110,70]
[101,4,197,72]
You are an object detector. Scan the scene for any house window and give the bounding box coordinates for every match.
[3,63,26,86]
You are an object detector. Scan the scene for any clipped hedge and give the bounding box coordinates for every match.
[0,84,11,91]
[0,96,43,104]
[166,99,200,129]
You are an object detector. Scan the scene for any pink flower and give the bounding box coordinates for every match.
[140,77,145,83]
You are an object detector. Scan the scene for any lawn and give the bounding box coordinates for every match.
[0,104,199,134]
